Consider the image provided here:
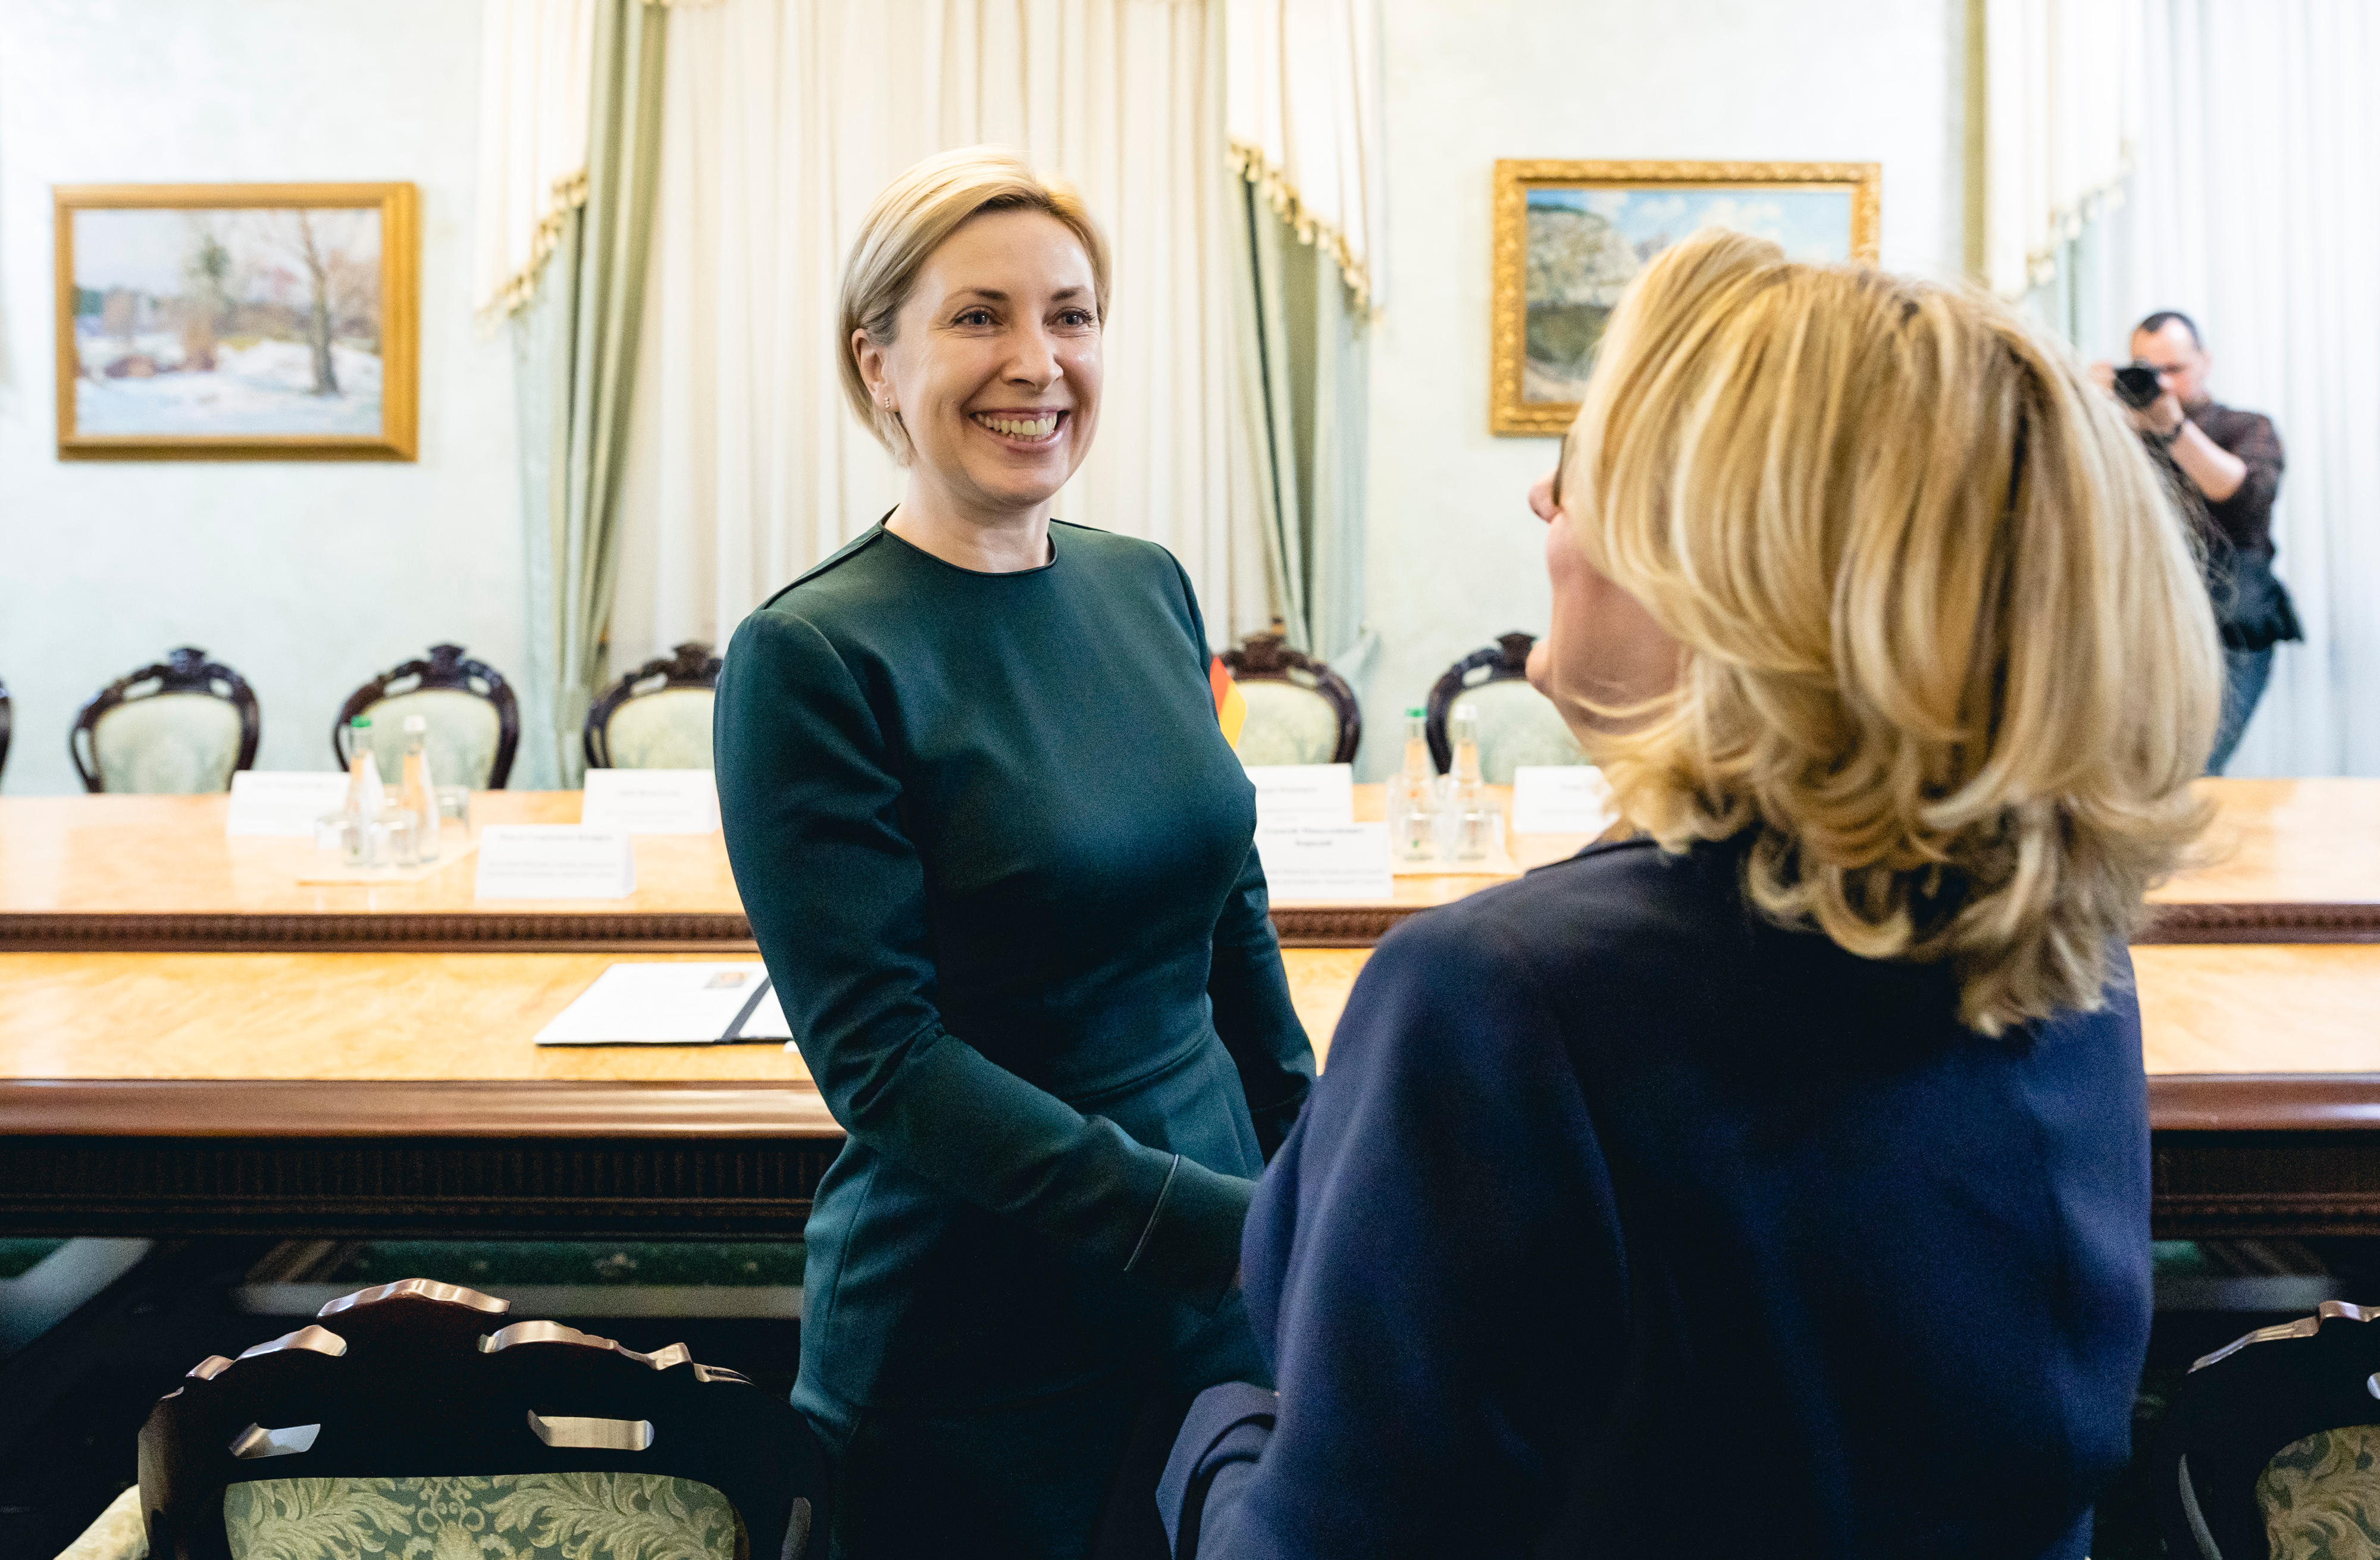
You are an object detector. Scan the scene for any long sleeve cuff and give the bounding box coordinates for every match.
[1123,1152,1254,1311]
[1158,1380,1278,1558]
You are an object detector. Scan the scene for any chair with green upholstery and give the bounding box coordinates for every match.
[333,645,519,791]
[584,643,721,772]
[2156,1298,2380,1558]
[1423,632,1586,783]
[70,649,261,794]
[1220,630,1360,766]
[137,1277,825,1560]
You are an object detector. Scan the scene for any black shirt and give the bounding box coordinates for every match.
[2185,400,2285,558]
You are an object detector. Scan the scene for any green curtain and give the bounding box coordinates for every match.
[1236,178,1371,675]
[511,0,667,790]
[2024,196,2131,354]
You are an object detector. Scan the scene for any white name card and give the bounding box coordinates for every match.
[1512,765,1618,836]
[226,772,355,837]
[580,769,720,835]
[1242,763,1356,826]
[474,826,637,900]
[1256,822,1393,903]
[534,962,781,1045]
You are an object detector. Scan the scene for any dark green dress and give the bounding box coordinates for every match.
[713,519,1315,1559]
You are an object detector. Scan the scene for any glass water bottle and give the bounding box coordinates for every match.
[397,715,439,862]
[1436,701,1491,861]
[1388,707,1438,862]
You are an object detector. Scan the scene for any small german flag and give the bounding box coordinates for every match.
[1210,656,1247,751]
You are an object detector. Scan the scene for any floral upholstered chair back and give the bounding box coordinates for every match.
[222,1471,737,1560]
[139,1279,826,1560]
[71,648,261,794]
[334,646,520,791]
[2157,1300,2380,1559]
[1424,633,1584,784]
[2257,1424,2380,1559]
[1221,631,1360,768]
[585,644,722,772]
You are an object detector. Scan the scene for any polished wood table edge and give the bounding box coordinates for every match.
[5,900,2373,951]
[2148,1074,2380,1132]
[0,911,760,952]
[5,1073,2369,1138]
[2139,901,2380,943]
[0,1079,844,1139]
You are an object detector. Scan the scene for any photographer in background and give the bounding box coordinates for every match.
[2096,311,2301,772]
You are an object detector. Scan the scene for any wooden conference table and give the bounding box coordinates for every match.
[0,781,2374,1241]
[7,779,2372,951]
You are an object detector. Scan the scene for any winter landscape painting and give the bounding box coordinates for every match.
[1490,162,1878,435]
[55,183,416,459]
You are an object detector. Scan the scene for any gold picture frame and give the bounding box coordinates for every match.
[54,182,418,461]
[1490,159,1880,436]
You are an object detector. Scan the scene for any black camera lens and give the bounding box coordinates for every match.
[2112,363,2162,409]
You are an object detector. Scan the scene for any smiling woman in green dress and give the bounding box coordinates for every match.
[713,146,1316,1559]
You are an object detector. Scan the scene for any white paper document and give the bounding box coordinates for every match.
[534,962,784,1045]
[1511,766,1618,837]
[475,826,637,900]
[580,769,720,835]
[1242,763,1356,826]
[226,772,353,837]
[1256,822,1393,902]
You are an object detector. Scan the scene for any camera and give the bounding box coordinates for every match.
[2112,362,2163,410]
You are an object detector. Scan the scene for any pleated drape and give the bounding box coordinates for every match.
[512,0,668,788]
[1235,178,1368,672]
[610,0,1271,661]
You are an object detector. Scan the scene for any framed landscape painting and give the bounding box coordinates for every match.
[1491,161,1879,436]
[54,182,417,460]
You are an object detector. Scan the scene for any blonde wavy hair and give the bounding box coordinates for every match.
[838,145,1110,464]
[1558,228,2222,1035]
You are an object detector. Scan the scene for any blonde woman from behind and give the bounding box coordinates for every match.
[1160,228,2219,1560]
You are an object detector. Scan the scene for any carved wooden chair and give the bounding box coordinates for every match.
[137,1278,825,1560]
[0,674,12,785]
[2155,1299,2380,1559]
[334,645,521,791]
[70,649,261,794]
[1219,630,1360,766]
[1423,632,1586,782]
[584,642,722,771]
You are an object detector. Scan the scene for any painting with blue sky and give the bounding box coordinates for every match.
[1523,185,1855,403]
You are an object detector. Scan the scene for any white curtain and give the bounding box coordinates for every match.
[1980,0,2143,299]
[1225,0,1382,307]
[611,0,1269,662]
[474,0,596,319]
[2124,0,2380,775]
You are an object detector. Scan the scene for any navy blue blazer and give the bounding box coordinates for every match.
[1166,836,2151,1559]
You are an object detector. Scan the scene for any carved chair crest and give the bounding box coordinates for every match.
[140,1277,825,1560]
[1220,628,1362,765]
[333,643,521,789]
[70,647,262,794]
[1423,632,1537,773]
[584,641,724,770]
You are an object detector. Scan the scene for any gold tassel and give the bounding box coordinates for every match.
[1228,138,1372,311]
[480,168,592,324]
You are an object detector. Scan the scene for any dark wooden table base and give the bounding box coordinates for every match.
[4,1077,2378,1240]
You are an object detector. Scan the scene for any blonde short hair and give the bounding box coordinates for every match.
[838,146,1111,463]
[1559,228,2222,1035]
